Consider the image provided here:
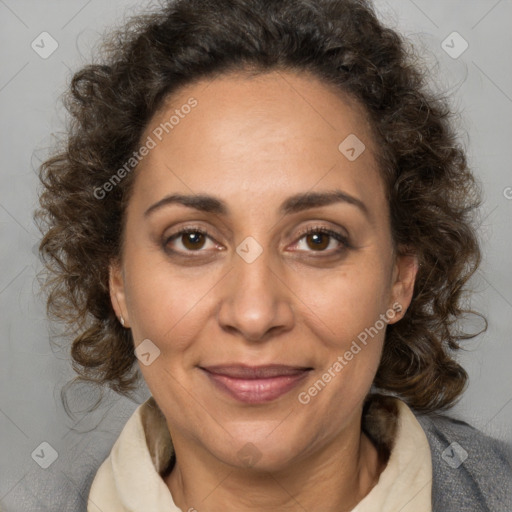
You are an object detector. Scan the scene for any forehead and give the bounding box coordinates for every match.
[133,70,385,216]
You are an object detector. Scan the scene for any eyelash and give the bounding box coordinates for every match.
[294,226,352,253]
[163,225,351,256]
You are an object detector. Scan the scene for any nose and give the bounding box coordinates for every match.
[216,245,295,343]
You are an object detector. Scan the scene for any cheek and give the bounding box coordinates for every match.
[290,258,392,349]
[122,246,220,350]
[293,265,390,420]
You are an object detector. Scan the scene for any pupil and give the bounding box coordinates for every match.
[308,233,328,250]
[184,232,204,249]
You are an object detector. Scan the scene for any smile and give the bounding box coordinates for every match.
[200,365,312,404]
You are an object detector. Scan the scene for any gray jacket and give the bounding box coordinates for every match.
[417,413,512,511]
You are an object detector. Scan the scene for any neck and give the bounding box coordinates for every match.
[164,416,384,512]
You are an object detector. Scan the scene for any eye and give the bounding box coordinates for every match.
[164,227,219,254]
[291,226,351,254]
[163,225,351,257]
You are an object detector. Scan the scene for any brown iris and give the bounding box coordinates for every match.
[181,232,206,250]
[306,232,329,251]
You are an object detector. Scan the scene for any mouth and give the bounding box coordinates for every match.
[199,364,313,404]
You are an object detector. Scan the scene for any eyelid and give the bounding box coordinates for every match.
[294,224,350,243]
[163,222,351,255]
[164,225,220,250]
[290,225,352,252]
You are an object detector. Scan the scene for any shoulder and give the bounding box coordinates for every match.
[415,411,512,512]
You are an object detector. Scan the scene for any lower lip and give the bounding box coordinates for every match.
[201,369,310,404]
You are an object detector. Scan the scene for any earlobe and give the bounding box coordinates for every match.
[109,261,129,328]
[388,251,418,324]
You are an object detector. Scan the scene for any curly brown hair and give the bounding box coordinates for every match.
[36,0,485,414]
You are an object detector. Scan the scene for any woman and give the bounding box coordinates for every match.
[36,0,512,510]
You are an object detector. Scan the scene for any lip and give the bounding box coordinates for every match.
[200,364,312,404]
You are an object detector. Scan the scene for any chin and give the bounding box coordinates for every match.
[206,423,309,473]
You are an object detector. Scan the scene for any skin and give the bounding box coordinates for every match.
[109,69,418,512]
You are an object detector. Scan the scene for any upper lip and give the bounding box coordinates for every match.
[200,364,312,379]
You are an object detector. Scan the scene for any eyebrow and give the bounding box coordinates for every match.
[144,190,369,218]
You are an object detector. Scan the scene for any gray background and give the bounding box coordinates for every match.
[1,0,511,510]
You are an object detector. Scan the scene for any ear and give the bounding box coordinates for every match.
[109,259,130,328]
[387,249,418,325]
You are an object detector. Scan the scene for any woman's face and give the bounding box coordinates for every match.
[110,70,417,471]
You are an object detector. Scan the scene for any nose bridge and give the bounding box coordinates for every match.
[235,239,276,297]
[217,237,294,341]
